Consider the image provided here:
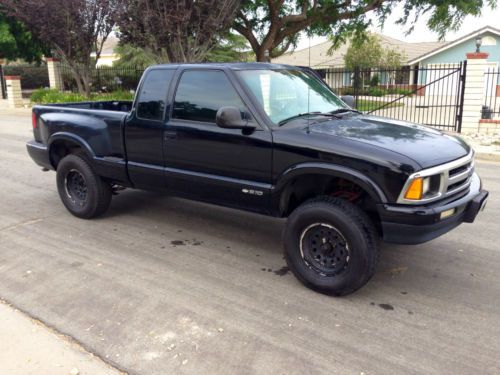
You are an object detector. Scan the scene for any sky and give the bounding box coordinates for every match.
[295,3,500,50]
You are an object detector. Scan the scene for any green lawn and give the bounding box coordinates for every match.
[356,99,404,112]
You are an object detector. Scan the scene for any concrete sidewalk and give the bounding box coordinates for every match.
[0,300,123,375]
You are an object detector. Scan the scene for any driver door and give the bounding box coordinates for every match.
[163,69,273,213]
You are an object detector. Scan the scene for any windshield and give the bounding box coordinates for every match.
[236,69,345,125]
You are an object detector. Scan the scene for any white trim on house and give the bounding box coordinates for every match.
[407,26,500,65]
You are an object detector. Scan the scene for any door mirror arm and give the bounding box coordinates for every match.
[216,106,256,130]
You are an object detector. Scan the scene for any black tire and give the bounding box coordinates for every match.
[283,196,379,296]
[56,154,112,219]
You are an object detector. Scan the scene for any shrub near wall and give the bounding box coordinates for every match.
[30,88,134,104]
[3,65,50,90]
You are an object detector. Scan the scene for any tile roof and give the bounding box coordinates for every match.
[272,33,448,67]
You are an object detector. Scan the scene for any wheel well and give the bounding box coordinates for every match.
[280,174,382,232]
[49,140,85,169]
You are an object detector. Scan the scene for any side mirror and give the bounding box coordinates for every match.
[216,106,255,130]
[341,95,356,109]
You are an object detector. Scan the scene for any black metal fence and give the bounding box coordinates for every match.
[61,65,145,93]
[2,64,50,96]
[483,67,500,119]
[316,63,467,132]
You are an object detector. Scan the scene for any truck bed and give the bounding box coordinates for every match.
[31,100,133,185]
[42,100,133,112]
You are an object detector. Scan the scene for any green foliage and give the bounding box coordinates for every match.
[3,64,49,89]
[112,44,159,68]
[339,86,414,97]
[206,33,254,62]
[382,48,406,69]
[235,0,494,61]
[30,88,133,104]
[0,13,47,62]
[344,35,384,70]
[370,74,380,87]
[343,34,406,70]
[356,99,404,112]
[368,87,386,97]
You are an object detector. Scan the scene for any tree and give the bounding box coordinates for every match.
[343,34,383,71]
[0,12,49,63]
[1,0,120,96]
[343,34,406,89]
[112,43,160,68]
[205,33,254,62]
[117,0,241,63]
[343,34,406,70]
[234,0,495,62]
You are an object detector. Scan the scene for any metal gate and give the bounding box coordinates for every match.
[320,61,467,132]
[0,65,7,100]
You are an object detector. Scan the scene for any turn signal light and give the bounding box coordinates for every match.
[404,177,423,200]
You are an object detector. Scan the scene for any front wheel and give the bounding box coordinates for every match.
[283,196,379,296]
[56,154,112,219]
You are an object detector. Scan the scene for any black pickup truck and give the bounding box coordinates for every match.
[27,63,488,295]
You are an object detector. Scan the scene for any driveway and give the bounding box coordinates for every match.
[1,109,499,374]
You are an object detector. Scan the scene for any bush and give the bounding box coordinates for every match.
[3,65,49,90]
[370,74,380,87]
[394,88,413,96]
[367,87,386,97]
[30,88,134,104]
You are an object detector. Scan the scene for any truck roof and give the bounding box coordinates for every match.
[147,62,304,71]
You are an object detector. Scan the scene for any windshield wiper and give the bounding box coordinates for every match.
[329,108,362,115]
[278,112,336,126]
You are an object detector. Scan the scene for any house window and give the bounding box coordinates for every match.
[482,36,497,46]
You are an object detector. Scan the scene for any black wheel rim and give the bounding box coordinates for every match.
[299,223,350,277]
[65,169,88,207]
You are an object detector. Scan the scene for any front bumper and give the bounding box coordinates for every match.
[378,173,488,245]
[26,140,53,170]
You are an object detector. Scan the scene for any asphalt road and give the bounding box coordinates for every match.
[1,110,499,375]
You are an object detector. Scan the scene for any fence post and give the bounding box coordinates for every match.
[46,58,63,90]
[461,52,489,133]
[0,65,7,99]
[353,66,360,109]
[5,76,24,108]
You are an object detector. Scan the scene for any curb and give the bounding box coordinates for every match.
[475,152,500,162]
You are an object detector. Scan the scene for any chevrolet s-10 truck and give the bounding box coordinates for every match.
[27,63,489,295]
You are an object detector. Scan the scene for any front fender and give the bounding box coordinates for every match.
[274,162,388,210]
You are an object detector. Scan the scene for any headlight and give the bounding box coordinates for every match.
[403,176,436,200]
[397,151,474,205]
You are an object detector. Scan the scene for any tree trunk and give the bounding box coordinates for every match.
[69,67,85,96]
[255,47,269,62]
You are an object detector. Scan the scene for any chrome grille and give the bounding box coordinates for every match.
[444,157,474,197]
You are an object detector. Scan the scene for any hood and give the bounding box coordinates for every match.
[309,115,471,169]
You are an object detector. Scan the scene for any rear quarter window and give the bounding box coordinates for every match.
[136,69,174,121]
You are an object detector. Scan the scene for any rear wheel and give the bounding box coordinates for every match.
[283,196,379,296]
[56,154,112,219]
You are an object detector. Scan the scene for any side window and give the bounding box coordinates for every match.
[173,70,249,123]
[136,69,174,121]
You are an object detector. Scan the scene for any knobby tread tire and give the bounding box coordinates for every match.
[56,154,112,219]
[283,195,379,296]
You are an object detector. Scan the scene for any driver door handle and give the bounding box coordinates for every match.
[164,130,177,140]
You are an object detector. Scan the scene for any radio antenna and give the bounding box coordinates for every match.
[307,33,311,134]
